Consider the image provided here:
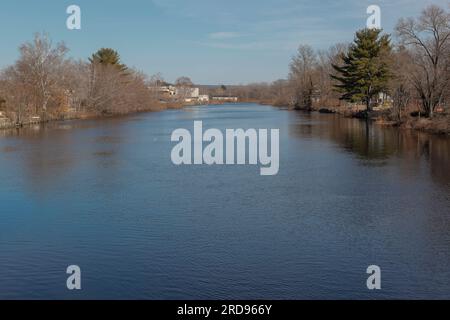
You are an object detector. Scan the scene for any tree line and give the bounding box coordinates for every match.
[231,4,450,121]
[0,33,176,126]
[1,4,449,128]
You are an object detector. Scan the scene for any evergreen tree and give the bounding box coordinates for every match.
[332,29,392,112]
[89,48,127,71]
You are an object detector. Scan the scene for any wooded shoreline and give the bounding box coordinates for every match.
[0,101,183,130]
[1,4,450,136]
[254,100,450,136]
[1,101,448,137]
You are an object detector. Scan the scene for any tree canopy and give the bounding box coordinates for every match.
[89,48,127,71]
[332,28,392,112]
[175,76,193,87]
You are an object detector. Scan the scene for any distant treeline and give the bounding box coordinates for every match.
[1,4,449,133]
[0,36,181,127]
[221,4,450,125]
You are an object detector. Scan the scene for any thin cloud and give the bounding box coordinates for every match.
[209,32,241,40]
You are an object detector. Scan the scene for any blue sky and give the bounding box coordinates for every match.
[0,0,448,84]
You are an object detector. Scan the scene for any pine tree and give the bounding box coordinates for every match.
[89,48,127,71]
[332,29,392,112]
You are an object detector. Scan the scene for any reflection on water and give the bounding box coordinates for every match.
[95,136,123,144]
[0,118,131,193]
[93,151,116,157]
[0,104,449,299]
[1,146,19,153]
[290,112,450,187]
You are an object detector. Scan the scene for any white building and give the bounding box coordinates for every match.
[156,85,176,97]
[176,87,199,99]
[175,87,201,103]
[153,85,208,104]
[198,95,210,103]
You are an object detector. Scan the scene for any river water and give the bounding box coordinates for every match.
[0,104,449,299]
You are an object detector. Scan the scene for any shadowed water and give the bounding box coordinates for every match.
[0,104,449,299]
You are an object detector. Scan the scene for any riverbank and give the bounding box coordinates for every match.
[280,102,450,136]
[397,116,450,135]
[0,100,245,131]
[2,100,449,136]
[343,107,449,136]
[0,101,185,131]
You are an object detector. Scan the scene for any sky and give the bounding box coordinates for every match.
[0,0,448,84]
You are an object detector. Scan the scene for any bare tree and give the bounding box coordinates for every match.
[175,76,193,87]
[87,63,125,114]
[270,79,293,106]
[388,47,415,121]
[317,43,348,106]
[149,72,165,88]
[59,60,90,114]
[15,33,69,117]
[174,76,195,101]
[289,45,318,110]
[148,72,166,101]
[0,67,33,125]
[396,5,450,117]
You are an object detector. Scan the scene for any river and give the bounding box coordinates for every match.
[0,103,449,299]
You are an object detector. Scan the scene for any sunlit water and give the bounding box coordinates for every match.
[0,104,449,299]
